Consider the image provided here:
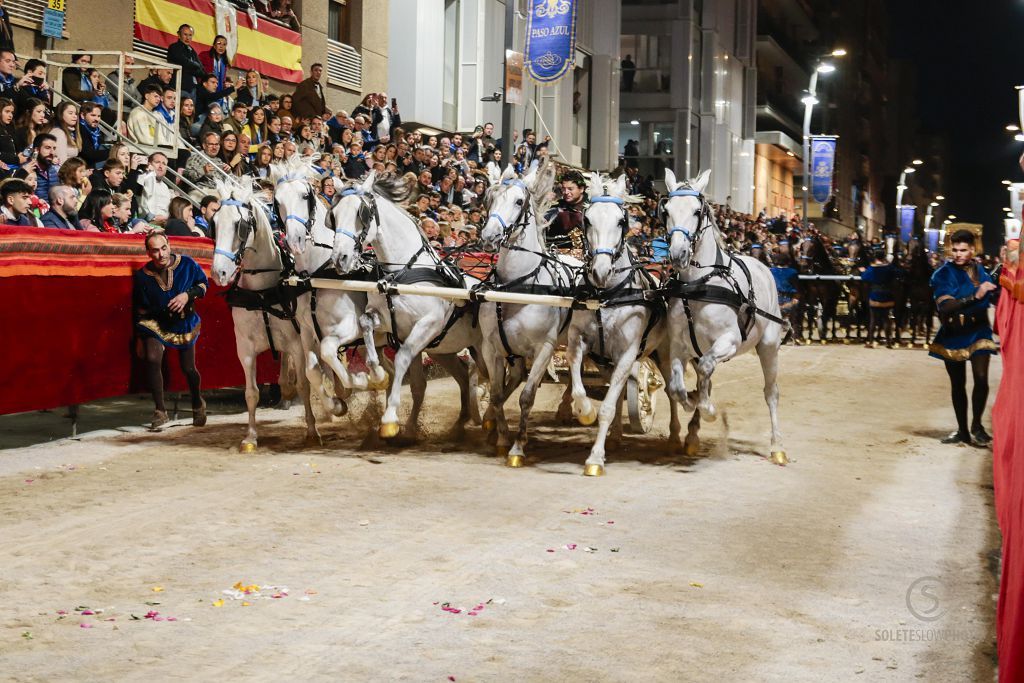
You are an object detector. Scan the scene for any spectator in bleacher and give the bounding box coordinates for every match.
[61,52,94,103]
[77,102,107,168]
[16,58,51,112]
[194,194,218,235]
[29,133,58,203]
[276,93,294,121]
[0,177,41,226]
[235,69,265,108]
[198,104,229,139]
[51,101,81,164]
[225,101,247,136]
[137,68,173,99]
[107,53,140,112]
[342,141,368,178]
[198,34,230,95]
[40,185,82,230]
[279,115,294,141]
[267,0,299,30]
[0,48,16,99]
[195,72,234,119]
[178,96,196,145]
[56,156,91,210]
[86,157,125,197]
[184,131,229,191]
[138,151,172,224]
[0,96,19,175]
[0,1,14,54]
[264,93,279,114]
[111,192,146,233]
[127,84,162,146]
[13,99,52,155]
[164,196,201,237]
[242,105,268,153]
[291,63,328,122]
[166,24,204,97]
[81,192,116,232]
[85,69,109,109]
[154,86,177,147]
[219,131,250,176]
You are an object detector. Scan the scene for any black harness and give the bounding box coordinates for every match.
[477,178,579,362]
[660,187,788,357]
[579,195,664,367]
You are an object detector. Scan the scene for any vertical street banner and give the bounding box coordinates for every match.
[810,136,837,204]
[899,205,916,244]
[925,228,940,253]
[525,0,577,84]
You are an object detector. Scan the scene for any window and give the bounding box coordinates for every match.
[328,0,351,44]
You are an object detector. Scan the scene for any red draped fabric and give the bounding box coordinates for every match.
[0,227,277,416]
[994,262,1024,682]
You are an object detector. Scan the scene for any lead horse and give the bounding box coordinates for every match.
[661,168,788,465]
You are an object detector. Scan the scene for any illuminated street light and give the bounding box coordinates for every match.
[1016,134,1024,142]
[912,159,924,165]
[801,94,819,105]
[948,214,957,220]
[1003,180,1013,185]
[816,63,836,74]
[936,195,945,200]
[830,48,848,57]
[930,202,939,207]
[1008,124,1021,131]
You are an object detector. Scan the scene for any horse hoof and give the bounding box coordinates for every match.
[684,440,700,457]
[819,339,826,346]
[770,450,789,466]
[483,419,495,432]
[379,422,400,439]
[369,371,390,391]
[506,454,525,468]
[239,442,257,454]
[577,407,597,426]
[699,406,717,423]
[583,463,605,477]
[496,445,509,459]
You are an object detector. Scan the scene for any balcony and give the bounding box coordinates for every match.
[327,39,362,92]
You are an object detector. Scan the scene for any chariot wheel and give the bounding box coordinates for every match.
[627,358,661,434]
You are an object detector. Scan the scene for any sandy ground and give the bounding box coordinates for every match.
[0,345,999,682]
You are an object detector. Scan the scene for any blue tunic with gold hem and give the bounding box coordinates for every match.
[928,261,998,361]
[133,254,208,349]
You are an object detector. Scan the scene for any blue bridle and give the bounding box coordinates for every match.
[487,178,529,231]
[588,195,626,257]
[665,188,702,241]
[334,187,374,246]
[276,173,314,228]
[214,198,249,261]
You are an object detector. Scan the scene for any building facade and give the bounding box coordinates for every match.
[387,0,621,171]
[620,0,757,213]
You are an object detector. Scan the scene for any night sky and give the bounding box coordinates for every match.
[888,1,1020,252]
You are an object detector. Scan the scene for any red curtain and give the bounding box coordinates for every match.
[994,264,1024,682]
[0,227,277,415]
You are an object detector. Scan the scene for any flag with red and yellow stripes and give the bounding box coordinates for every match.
[134,0,302,83]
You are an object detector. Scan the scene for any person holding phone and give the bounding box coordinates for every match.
[15,58,51,111]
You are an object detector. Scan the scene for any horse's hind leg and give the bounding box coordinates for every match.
[403,354,426,441]
[757,339,786,465]
[294,350,322,447]
[695,336,739,422]
[433,352,472,440]
[509,341,557,463]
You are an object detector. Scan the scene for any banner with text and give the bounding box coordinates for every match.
[525,0,577,84]
[899,205,916,244]
[810,136,837,204]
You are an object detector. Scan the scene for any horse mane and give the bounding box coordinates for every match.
[363,173,411,203]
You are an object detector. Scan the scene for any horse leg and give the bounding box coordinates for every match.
[757,338,786,465]
[509,341,557,464]
[556,380,574,424]
[657,351,683,451]
[402,354,426,441]
[293,350,321,447]
[695,335,740,422]
[584,345,639,476]
[482,338,511,455]
[238,341,260,453]
[683,408,702,456]
[277,353,298,409]
[566,327,596,425]
[359,310,389,390]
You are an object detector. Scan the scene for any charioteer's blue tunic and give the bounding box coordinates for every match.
[928,261,998,361]
[770,266,799,310]
[133,254,208,349]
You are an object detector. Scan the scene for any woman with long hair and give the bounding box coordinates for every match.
[199,34,231,92]
[252,144,273,178]
[164,196,203,237]
[132,230,207,429]
[0,97,20,174]
[57,156,92,211]
[219,131,251,176]
[272,140,285,162]
[384,143,398,164]
[242,105,269,153]
[178,96,197,144]
[198,104,229,140]
[14,98,50,151]
[50,101,81,164]
[236,69,264,108]
[277,93,294,121]
[316,174,336,211]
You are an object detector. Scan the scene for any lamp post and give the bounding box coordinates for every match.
[801,49,846,232]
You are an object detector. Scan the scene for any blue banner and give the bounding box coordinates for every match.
[810,136,837,204]
[925,229,940,253]
[899,205,916,244]
[525,0,577,84]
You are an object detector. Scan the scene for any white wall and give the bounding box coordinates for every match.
[388,0,445,129]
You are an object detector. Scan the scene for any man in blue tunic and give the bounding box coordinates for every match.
[133,230,208,429]
[929,229,999,446]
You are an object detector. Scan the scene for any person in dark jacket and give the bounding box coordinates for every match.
[165,24,204,97]
[78,102,108,168]
[15,59,52,113]
[0,1,15,54]
[0,96,19,175]
[290,63,328,122]
[61,52,94,103]
[40,185,83,229]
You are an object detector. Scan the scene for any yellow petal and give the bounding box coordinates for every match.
[242,601,250,607]
[151,586,164,592]
[212,599,224,607]
[689,582,703,588]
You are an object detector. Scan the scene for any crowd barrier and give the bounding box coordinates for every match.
[0,227,278,416]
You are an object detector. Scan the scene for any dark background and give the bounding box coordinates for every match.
[888,1,1020,253]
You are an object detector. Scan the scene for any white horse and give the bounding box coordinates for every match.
[661,168,788,465]
[210,179,323,451]
[565,173,680,476]
[478,159,579,466]
[330,171,483,440]
[269,157,387,400]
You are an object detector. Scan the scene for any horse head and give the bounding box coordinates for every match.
[330,170,378,274]
[480,158,554,252]
[268,154,326,255]
[211,177,259,286]
[584,171,631,288]
[662,167,710,270]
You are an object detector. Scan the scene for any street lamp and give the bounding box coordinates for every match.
[896,165,916,209]
[801,50,846,231]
